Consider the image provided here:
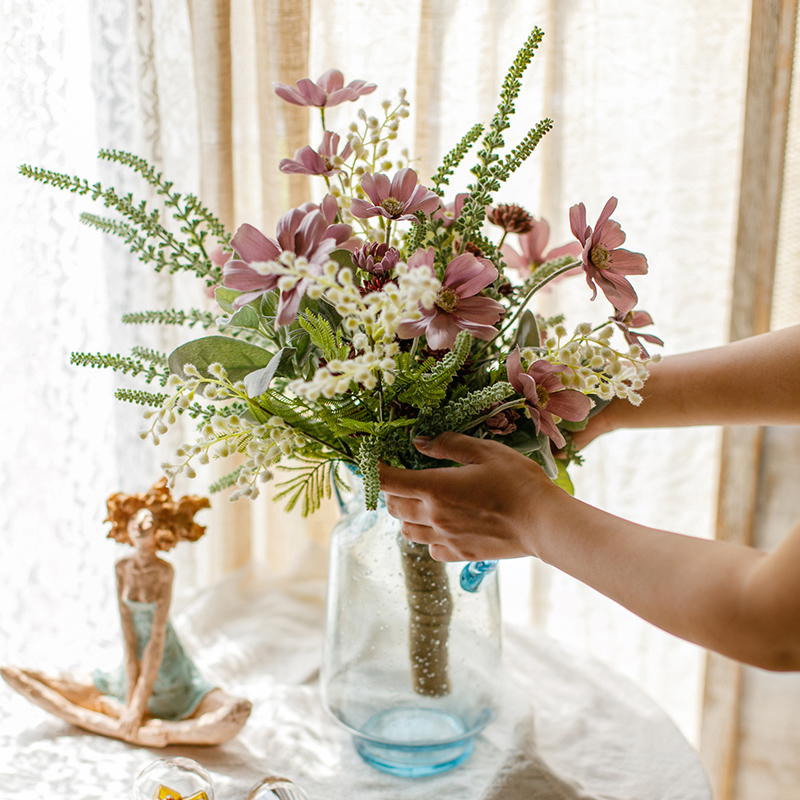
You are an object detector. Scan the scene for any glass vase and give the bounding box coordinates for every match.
[320,471,502,777]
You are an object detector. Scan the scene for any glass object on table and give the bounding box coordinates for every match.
[247,775,311,800]
[321,470,503,777]
[134,757,214,799]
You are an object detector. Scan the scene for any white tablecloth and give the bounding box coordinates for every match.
[0,556,711,800]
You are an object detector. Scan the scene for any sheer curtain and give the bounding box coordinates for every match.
[1,0,752,759]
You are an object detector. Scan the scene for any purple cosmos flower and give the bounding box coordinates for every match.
[569,197,648,315]
[273,69,376,108]
[397,247,504,350]
[611,309,664,358]
[279,131,353,177]
[350,168,441,222]
[223,205,352,326]
[352,242,400,276]
[501,217,582,277]
[506,346,592,449]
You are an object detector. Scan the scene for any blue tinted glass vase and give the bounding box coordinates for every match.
[320,472,502,777]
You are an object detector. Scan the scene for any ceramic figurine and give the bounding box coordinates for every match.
[1,478,251,746]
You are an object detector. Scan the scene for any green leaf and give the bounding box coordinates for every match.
[329,249,355,270]
[514,310,540,349]
[228,305,260,330]
[215,287,241,314]
[552,459,575,495]
[261,290,279,319]
[244,347,296,397]
[168,336,274,382]
[502,424,544,454]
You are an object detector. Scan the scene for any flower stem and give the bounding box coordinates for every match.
[477,259,581,355]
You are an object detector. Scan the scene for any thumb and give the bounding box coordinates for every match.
[414,431,491,465]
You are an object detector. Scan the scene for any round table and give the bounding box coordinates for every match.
[0,565,711,800]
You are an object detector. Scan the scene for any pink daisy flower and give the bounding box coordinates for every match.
[611,309,663,358]
[223,204,352,326]
[350,168,441,222]
[397,247,504,350]
[279,131,353,177]
[273,69,376,108]
[501,217,582,277]
[506,346,592,449]
[569,197,648,315]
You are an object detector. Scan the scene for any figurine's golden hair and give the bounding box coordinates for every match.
[105,477,210,551]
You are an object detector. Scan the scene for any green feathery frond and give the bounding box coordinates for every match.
[20,154,227,286]
[255,391,342,449]
[404,212,429,256]
[397,331,473,408]
[296,311,349,361]
[208,467,243,494]
[122,308,217,329]
[97,149,228,241]
[130,346,168,366]
[497,118,553,181]
[273,457,335,516]
[70,351,171,385]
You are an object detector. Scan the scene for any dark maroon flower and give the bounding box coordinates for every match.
[485,403,520,435]
[352,242,400,276]
[487,203,534,234]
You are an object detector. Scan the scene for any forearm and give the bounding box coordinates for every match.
[604,324,800,432]
[533,496,800,670]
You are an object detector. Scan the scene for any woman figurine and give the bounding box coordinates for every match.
[1,478,252,747]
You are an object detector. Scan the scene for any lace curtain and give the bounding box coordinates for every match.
[1,0,752,754]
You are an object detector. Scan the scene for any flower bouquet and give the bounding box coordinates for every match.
[22,26,661,772]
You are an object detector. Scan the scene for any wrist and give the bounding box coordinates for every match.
[519,463,569,560]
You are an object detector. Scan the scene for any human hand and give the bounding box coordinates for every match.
[565,404,617,452]
[118,704,144,740]
[379,432,565,562]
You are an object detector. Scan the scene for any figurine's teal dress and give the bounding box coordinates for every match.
[93,599,214,720]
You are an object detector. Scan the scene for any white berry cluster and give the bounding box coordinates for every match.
[526,321,660,404]
[263,253,439,400]
[141,364,297,499]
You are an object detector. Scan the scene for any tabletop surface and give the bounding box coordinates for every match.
[0,564,711,800]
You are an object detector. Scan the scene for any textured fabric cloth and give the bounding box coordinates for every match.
[1,562,711,800]
[92,599,215,721]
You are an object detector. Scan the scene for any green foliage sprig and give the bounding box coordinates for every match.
[122,308,217,329]
[430,122,485,196]
[20,149,227,286]
[114,388,168,407]
[456,27,546,246]
[70,351,171,385]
